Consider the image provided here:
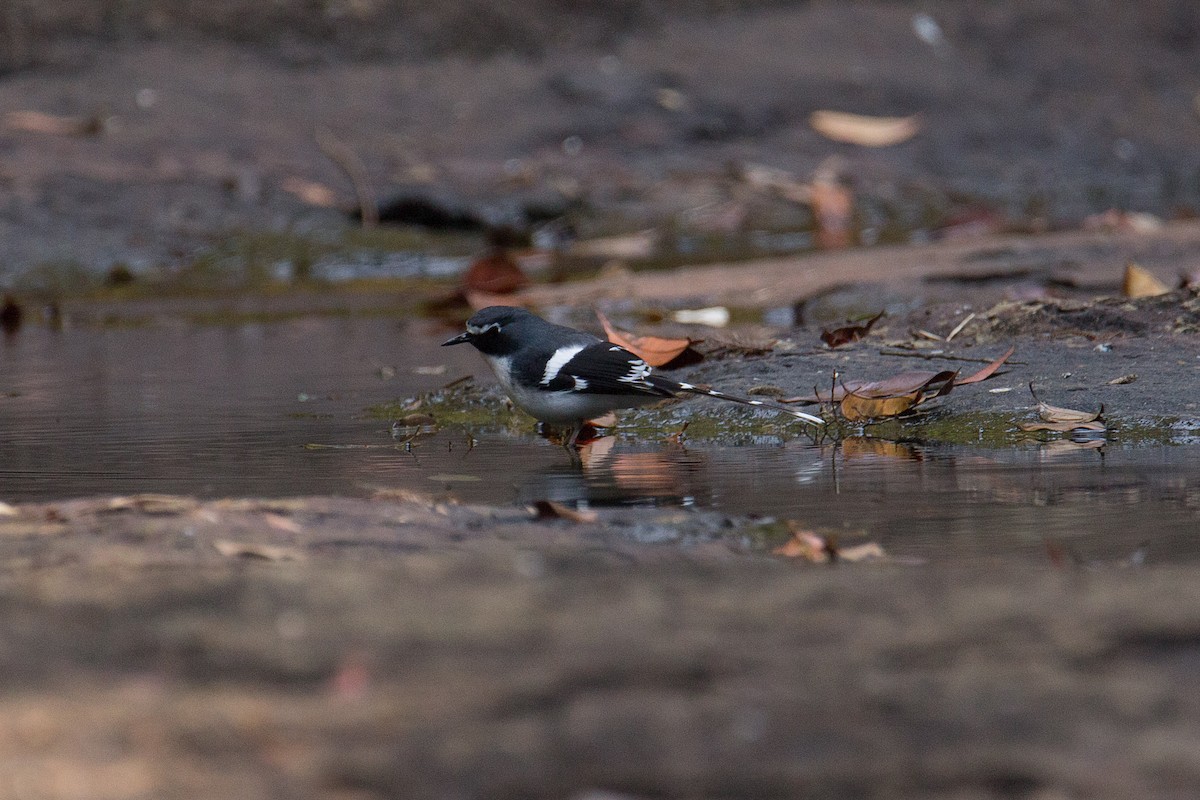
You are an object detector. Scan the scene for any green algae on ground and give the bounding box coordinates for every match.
[369,377,1194,449]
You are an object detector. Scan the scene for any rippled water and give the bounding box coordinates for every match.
[2,317,1199,561]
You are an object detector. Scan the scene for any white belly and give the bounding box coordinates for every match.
[485,356,660,423]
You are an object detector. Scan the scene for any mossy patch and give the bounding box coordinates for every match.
[367,379,1193,449]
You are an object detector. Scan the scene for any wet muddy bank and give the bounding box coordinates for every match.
[4,1,1200,279]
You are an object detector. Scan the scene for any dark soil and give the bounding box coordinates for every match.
[4,1,1200,275]
[4,3,1200,798]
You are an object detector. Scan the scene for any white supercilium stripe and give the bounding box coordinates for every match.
[541,344,587,386]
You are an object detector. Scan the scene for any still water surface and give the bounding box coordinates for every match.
[2,317,1198,561]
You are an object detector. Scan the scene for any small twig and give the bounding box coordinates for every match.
[879,349,1027,365]
[945,311,977,342]
[315,125,378,228]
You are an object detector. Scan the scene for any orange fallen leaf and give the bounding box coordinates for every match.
[955,346,1016,385]
[809,172,855,249]
[595,310,696,367]
[809,110,921,147]
[1123,262,1170,298]
[839,369,957,421]
[463,252,528,295]
[840,389,922,422]
[773,528,833,562]
[531,500,598,523]
[821,310,884,348]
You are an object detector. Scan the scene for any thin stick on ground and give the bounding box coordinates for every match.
[315,126,378,229]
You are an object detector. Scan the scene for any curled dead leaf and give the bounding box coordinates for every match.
[1029,383,1104,424]
[809,110,921,147]
[956,346,1016,385]
[595,310,696,367]
[840,389,921,422]
[1123,262,1170,298]
[820,310,884,348]
[785,348,1014,404]
[1018,420,1107,433]
[773,528,834,562]
[213,540,306,561]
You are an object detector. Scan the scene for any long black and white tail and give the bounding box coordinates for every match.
[654,378,825,426]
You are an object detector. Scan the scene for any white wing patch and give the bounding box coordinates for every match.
[572,376,589,390]
[541,344,587,386]
[618,358,652,384]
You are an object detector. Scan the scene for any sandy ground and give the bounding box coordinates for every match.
[1,495,1199,799]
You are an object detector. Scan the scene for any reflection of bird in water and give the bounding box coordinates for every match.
[443,306,824,446]
[578,436,690,497]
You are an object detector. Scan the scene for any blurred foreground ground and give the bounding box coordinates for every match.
[2,495,1200,799]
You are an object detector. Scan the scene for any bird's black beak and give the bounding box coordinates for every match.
[442,331,472,347]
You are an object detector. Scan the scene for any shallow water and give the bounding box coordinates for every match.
[2,317,1199,562]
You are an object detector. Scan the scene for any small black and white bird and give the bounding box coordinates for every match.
[443,306,824,443]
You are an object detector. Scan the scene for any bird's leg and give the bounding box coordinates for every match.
[564,422,584,449]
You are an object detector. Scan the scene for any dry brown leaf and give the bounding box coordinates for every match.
[102,494,197,515]
[588,412,619,428]
[809,110,921,147]
[1029,384,1103,424]
[570,230,658,260]
[773,528,832,562]
[820,310,884,348]
[1023,383,1106,432]
[280,177,340,207]
[786,348,1012,404]
[1123,262,1170,298]
[809,174,855,249]
[837,542,887,562]
[1019,420,1107,433]
[3,110,106,136]
[840,390,921,421]
[595,310,695,367]
[264,512,303,534]
[531,500,598,523]
[213,540,306,561]
[956,346,1016,385]
[463,253,529,295]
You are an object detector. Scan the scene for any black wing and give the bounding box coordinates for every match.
[542,342,677,398]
